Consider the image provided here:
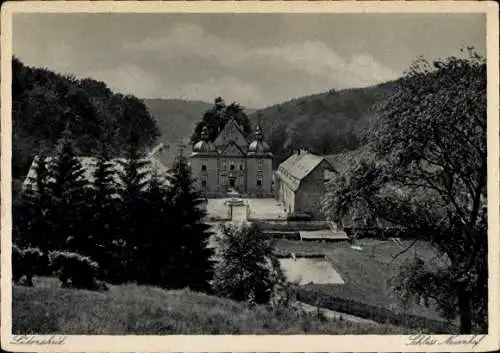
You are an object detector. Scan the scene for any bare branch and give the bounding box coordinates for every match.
[391,239,418,262]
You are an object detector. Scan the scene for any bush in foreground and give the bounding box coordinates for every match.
[12,245,44,286]
[48,251,102,290]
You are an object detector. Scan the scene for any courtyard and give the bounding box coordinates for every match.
[206,197,287,221]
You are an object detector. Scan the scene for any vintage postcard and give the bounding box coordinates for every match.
[1,1,499,352]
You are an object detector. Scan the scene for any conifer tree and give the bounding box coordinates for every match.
[167,151,214,292]
[135,169,174,286]
[13,153,54,275]
[212,223,287,305]
[13,153,53,250]
[87,143,119,279]
[48,126,89,253]
[115,131,150,282]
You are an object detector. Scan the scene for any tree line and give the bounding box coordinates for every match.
[13,127,213,292]
[12,57,160,197]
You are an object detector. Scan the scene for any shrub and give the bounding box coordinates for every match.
[12,245,44,286]
[48,251,102,290]
[212,223,289,306]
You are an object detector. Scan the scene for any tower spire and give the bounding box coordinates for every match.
[255,111,263,141]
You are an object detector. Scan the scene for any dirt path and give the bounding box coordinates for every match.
[298,302,381,326]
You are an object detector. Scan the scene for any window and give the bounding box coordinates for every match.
[230,164,235,171]
[201,180,207,188]
[201,164,207,171]
[239,164,244,171]
[257,179,262,187]
[257,159,263,169]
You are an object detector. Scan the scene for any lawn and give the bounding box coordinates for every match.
[273,238,454,329]
[12,277,406,335]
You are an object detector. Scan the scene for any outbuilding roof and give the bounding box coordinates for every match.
[278,151,330,181]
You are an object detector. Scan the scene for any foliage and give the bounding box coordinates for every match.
[134,169,174,287]
[12,57,160,197]
[166,153,214,292]
[112,133,151,283]
[48,251,101,290]
[322,49,487,333]
[212,223,288,305]
[13,154,53,254]
[47,127,90,252]
[191,97,252,143]
[85,146,120,279]
[247,82,395,166]
[12,245,45,286]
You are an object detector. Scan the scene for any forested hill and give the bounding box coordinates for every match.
[142,98,257,143]
[12,57,160,194]
[142,98,256,166]
[247,81,397,165]
[142,99,213,145]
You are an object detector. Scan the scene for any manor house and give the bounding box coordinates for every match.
[190,119,273,197]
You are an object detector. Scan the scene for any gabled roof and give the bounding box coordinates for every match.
[219,142,245,157]
[213,118,248,148]
[22,155,170,192]
[278,151,331,181]
[276,151,334,191]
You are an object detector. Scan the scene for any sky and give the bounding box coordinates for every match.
[13,13,486,109]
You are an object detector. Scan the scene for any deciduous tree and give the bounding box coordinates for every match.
[323,49,487,333]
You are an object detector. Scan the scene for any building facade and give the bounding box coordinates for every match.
[190,119,273,197]
[275,150,335,219]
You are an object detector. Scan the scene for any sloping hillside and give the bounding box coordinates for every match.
[248,81,397,165]
[13,277,403,334]
[12,58,160,196]
[143,98,257,167]
[143,99,213,145]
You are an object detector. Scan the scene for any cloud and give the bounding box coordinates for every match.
[175,76,263,107]
[124,22,399,90]
[15,20,400,107]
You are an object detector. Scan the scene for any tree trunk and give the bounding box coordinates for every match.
[458,290,473,334]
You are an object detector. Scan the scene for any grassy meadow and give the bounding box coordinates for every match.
[12,277,406,335]
[273,238,453,327]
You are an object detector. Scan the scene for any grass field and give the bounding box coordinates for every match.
[273,238,452,324]
[13,277,406,335]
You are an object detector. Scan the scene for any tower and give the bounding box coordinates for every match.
[247,112,273,195]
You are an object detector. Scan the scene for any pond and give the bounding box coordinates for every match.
[279,257,345,285]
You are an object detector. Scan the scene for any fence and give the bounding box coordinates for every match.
[294,288,456,333]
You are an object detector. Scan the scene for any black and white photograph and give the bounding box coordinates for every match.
[1,1,499,352]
